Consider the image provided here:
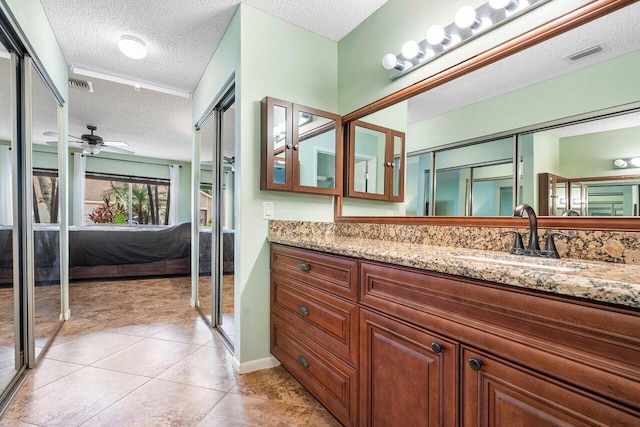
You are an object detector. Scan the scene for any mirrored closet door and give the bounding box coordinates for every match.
[0,45,23,404]
[26,57,62,362]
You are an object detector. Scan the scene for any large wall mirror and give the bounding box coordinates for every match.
[340,1,640,229]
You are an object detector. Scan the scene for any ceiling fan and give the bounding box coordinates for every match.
[44,125,134,155]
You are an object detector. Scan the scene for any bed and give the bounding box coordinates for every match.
[0,222,234,284]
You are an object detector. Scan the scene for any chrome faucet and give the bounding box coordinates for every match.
[512,204,540,256]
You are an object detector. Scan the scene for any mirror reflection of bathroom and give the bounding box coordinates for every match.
[525,111,640,217]
[343,3,640,219]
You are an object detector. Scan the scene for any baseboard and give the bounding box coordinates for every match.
[233,356,280,374]
[62,310,71,321]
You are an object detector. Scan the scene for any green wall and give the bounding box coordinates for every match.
[192,4,339,366]
[337,0,590,115]
[560,126,640,179]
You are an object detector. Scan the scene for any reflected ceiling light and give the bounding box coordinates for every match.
[401,40,424,59]
[613,157,640,169]
[118,35,147,59]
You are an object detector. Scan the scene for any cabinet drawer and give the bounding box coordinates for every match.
[271,314,357,427]
[461,346,640,425]
[271,244,357,300]
[271,272,358,366]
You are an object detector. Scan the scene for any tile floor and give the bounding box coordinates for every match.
[0,277,340,426]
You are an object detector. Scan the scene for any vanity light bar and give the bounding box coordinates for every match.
[613,157,640,169]
[382,0,549,80]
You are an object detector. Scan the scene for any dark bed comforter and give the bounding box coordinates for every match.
[0,222,234,273]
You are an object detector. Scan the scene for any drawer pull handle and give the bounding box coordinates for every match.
[298,262,311,271]
[297,355,309,368]
[468,358,483,371]
[297,305,310,316]
[430,342,444,354]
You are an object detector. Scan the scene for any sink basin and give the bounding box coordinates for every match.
[453,255,582,273]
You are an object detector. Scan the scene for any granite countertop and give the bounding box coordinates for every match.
[267,234,640,309]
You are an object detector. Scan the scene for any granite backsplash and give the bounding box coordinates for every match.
[268,220,640,265]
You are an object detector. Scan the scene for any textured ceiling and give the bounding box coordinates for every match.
[39,0,389,91]
[33,0,388,161]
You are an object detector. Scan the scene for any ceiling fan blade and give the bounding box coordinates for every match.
[43,131,83,141]
[103,145,134,155]
[102,140,128,147]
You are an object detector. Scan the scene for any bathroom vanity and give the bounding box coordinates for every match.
[268,232,640,426]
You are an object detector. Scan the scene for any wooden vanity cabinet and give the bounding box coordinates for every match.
[270,244,359,426]
[270,244,640,426]
[261,97,342,195]
[359,260,640,426]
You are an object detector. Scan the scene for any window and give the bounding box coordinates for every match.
[84,173,170,225]
[33,169,59,224]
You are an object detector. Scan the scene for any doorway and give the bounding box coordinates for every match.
[195,80,235,349]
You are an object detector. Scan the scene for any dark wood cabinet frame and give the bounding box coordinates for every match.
[346,120,405,202]
[335,0,640,231]
[261,97,343,196]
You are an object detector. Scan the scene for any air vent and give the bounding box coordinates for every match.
[68,78,93,92]
[564,43,608,62]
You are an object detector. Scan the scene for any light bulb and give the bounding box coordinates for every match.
[489,0,518,9]
[455,6,480,29]
[613,159,627,168]
[382,53,398,70]
[426,25,449,45]
[630,157,640,167]
[382,53,408,71]
[401,40,422,59]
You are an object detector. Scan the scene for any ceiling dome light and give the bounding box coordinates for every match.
[489,0,518,10]
[426,25,450,45]
[613,159,627,168]
[119,35,147,59]
[455,6,480,29]
[401,41,423,60]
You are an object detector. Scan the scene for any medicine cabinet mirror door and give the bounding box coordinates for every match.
[261,97,292,191]
[347,121,405,202]
[291,104,342,195]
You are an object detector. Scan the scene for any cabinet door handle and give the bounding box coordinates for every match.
[286,144,293,149]
[297,355,309,368]
[298,262,311,271]
[468,358,483,371]
[431,342,444,354]
[297,305,310,316]
[293,144,299,150]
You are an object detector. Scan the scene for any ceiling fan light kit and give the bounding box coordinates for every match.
[43,125,133,155]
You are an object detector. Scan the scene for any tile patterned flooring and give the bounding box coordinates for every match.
[0,277,340,426]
